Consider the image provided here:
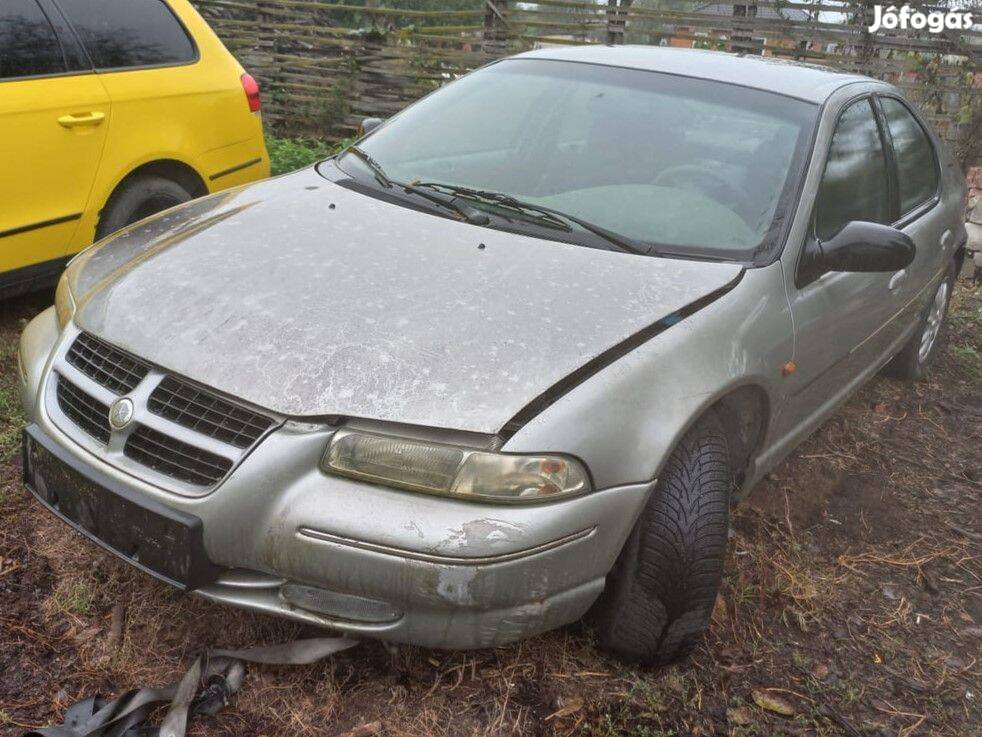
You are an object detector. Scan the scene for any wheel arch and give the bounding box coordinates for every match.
[648,382,771,500]
[94,158,209,239]
[705,384,770,495]
[953,240,966,279]
[104,159,209,207]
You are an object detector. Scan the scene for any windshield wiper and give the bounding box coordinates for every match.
[343,148,488,225]
[402,182,489,225]
[345,145,392,188]
[410,181,651,256]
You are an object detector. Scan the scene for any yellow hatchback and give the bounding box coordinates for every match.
[0,0,270,298]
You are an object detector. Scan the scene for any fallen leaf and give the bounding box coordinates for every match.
[107,603,125,650]
[727,706,752,725]
[752,689,795,717]
[545,697,583,721]
[711,596,728,625]
[74,625,101,643]
[342,721,382,737]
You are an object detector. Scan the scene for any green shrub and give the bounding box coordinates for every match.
[265,135,340,176]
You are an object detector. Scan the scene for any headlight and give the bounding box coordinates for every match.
[55,272,75,329]
[322,429,590,502]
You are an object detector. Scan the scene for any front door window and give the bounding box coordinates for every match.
[815,98,892,241]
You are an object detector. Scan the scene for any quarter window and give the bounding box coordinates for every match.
[815,99,892,241]
[880,97,938,215]
[0,0,65,80]
[54,0,195,70]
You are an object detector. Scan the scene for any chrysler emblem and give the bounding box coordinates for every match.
[109,398,135,430]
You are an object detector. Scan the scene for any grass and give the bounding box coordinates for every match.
[49,578,96,617]
[950,341,981,378]
[265,134,350,176]
[946,280,982,378]
[0,328,24,461]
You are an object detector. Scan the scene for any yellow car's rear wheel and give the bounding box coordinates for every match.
[96,174,192,240]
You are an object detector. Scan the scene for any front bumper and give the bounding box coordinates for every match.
[19,314,652,649]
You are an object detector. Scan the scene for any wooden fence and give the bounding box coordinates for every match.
[191,0,981,166]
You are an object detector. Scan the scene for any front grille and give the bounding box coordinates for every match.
[124,426,233,487]
[52,331,279,492]
[67,332,149,395]
[56,376,111,444]
[148,377,274,449]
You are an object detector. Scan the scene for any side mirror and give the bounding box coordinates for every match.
[798,221,915,286]
[359,117,384,136]
[823,221,916,273]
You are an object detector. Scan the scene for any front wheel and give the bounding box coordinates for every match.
[884,262,956,381]
[592,413,731,665]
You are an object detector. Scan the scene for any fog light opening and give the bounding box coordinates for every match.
[280,583,402,624]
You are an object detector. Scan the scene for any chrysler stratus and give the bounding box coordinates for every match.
[19,46,968,664]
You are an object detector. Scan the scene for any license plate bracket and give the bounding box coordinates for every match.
[22,425,222,590]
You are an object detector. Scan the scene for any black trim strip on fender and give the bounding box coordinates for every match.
[498,269,746,439]
[0,213,81,240]
[209,158,263,181]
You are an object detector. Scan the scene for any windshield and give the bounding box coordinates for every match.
[337,58,818,261]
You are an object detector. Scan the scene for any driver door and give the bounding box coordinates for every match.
[782,96,906,422]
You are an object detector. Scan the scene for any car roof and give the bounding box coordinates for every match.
[510,46,876,103]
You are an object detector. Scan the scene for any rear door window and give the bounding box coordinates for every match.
[0,0,65,80]
[815,98,892,241]
[53,0,196,70]
[879,97,939,216]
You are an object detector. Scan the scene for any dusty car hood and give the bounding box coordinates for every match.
[69,168,743,434]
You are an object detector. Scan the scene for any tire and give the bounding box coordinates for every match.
[883,261,956,381]
[96,175,193,240]
[593,413,731,666]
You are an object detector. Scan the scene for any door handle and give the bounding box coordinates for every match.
[57,112,106,128]
[940,229,953,252]
[888,269,907,291]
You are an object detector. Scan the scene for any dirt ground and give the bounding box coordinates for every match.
[0,277,978,737]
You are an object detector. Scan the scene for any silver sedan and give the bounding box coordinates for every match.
[19,46,968,664]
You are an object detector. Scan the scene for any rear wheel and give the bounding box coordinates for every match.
[884,261,956,381]
[593,413,731,665]
[96,175,193,240]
